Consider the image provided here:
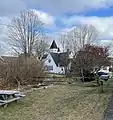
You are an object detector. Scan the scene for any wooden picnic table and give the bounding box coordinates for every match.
[0,90,21,100]
[0,90,20,95]
[0,90,25,107]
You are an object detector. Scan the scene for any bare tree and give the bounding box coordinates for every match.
[59,24,99,56]
[68,25,98,80]
[59,24,99,78]
[34,35,49,59]
[59,34,68,52]
[0,44,4,55]
[7,10,44,58]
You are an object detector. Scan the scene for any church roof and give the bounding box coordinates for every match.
[50,40,57,49]
[42,52,70,67]
[50,52,70,67]
[42,40,70,67]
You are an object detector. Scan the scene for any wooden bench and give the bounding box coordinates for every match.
[15,93,25,98]
[1,97,20,103]
[0,100,7,106]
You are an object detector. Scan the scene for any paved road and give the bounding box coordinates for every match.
[104,95,113,120]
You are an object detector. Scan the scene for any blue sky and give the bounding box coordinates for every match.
[85,7,113,17]
[0,0,113,51]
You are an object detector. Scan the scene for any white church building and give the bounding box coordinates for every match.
[42,40,71,74]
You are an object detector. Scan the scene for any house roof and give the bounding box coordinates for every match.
[0,56,39,65]
[50,53,59,66]
[59,52,69,67]
[50,40,58,49]
[0,56,18,64]
[50,52,70,67]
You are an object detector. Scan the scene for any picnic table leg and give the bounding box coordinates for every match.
[12,94,17,103]
[15,98,18,103]
[0,94,10,100]
[5,95,10,100]
[0,95,3,100]
[3,104,8,108]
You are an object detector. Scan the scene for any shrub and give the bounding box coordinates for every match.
[80,70,95,82]
[0,56,44,89]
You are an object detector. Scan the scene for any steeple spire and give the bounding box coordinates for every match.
[50,40,57,49]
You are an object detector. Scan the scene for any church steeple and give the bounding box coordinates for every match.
[50,40,57,49]
[50,40,58,53]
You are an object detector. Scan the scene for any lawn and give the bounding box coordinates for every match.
[0,83,111,120]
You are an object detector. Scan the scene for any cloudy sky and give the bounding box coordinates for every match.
[1,0,113,53]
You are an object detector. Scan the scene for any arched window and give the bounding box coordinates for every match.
[48,59,51,63]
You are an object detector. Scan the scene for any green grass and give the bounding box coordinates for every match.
[0,83,111,120]
[46,73,66,78]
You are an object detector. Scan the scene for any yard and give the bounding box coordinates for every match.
[0,82,112,120]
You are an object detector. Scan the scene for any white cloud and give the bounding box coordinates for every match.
[34,0,113,14]
[0,9,55,41]
[0,17,10,39]
[32,9,55,25]
[0,0,27,51]
[0,17,11,55]
[62,15,113,40]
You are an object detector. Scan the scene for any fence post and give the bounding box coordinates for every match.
[100,81,103,93]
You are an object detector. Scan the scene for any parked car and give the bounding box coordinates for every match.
[98,71,109,81]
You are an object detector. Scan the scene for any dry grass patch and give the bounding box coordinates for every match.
[0,85,110,120]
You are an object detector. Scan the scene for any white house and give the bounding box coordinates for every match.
[42,40,71,74]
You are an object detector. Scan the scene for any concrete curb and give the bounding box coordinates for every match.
[104,95,113,120]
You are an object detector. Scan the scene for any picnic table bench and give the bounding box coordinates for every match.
[0,90,25,107]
